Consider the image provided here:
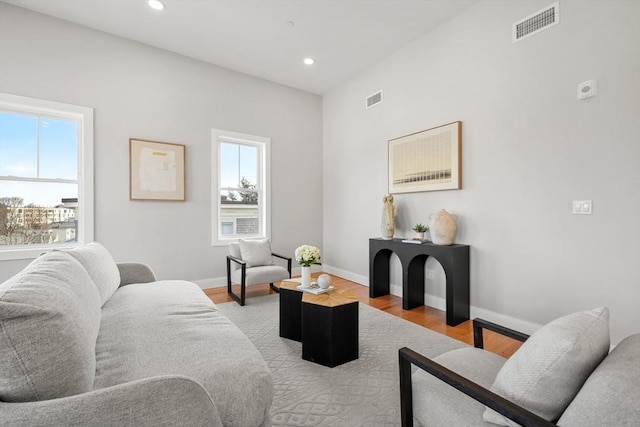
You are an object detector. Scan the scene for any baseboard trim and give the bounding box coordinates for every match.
[322,264,369,286]
[324,264,542,335]
[193,277,226,289]
[470,306,542,335]
[195,264,542,335]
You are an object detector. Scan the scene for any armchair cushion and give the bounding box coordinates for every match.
[231,264,290,286]
[238,238,274,267]
[413,347,506,426]
[483,307,610,426]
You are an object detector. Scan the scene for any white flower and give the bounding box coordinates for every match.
[295,245,321,267]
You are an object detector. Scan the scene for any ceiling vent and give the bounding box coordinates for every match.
[513,2,559,43]
[366,90,383,109]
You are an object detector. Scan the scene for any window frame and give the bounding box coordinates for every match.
[211,128,270,246]
[0,93,94,260]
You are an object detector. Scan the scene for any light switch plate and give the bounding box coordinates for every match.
[572,200,592,214]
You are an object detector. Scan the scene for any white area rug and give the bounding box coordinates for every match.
[217,294,466,427]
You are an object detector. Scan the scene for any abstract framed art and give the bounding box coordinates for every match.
[388,121,461,194]
[130,138,185,201]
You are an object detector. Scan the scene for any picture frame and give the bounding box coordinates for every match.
[388,121,461,194]
[130,138,185,201]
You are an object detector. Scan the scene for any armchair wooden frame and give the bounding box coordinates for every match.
[399,319,556,427]
[226,252,292,306]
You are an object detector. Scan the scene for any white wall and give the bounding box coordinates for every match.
[0,3,323,283]
[323,0,640,344]
[2,1,638,344]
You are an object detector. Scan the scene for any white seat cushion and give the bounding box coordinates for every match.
[231,264,289,286]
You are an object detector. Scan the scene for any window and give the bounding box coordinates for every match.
[0,93,93,260]
[212,128,270,245]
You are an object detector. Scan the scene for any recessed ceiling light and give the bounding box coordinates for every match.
[148,0,165,11]
[303,58,315,65]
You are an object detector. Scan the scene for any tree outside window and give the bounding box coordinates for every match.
[212,129,270,244]
[0,93,93,259]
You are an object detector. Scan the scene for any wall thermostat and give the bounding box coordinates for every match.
[577,80,597,100]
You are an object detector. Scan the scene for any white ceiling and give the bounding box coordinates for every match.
[4,0,478,95]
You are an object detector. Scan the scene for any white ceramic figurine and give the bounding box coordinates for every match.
[380,194,395,240]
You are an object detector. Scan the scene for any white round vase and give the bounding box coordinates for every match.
[429,209,457,245]
[317,274,332,289]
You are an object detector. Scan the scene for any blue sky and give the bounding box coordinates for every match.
[0,111,78,206]
[1,111,260,207]
[220,142,258,189]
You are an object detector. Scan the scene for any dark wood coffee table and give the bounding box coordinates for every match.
[277,280,359,367]
[278,280,303,342]
[302,289,359,367]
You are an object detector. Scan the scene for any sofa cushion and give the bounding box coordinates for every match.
[238,238,273,267]
[484,307,610,426]
[0,251,101,402]
[413,347,506,427]
[94,280,273,427]
[66,242,121,305]
[557,334,640,426]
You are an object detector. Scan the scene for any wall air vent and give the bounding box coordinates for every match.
[513,2,559,43]
[366,90,383,109]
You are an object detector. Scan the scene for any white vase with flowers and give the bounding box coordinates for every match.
[295,245,321,288]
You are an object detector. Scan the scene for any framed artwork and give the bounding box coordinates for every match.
[130,138,185,201]
[388,121,461,194]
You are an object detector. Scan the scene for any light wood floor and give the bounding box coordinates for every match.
[205,273,522,358]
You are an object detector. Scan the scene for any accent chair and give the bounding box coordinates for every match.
[399,307,640,427]
[226,239,291,306]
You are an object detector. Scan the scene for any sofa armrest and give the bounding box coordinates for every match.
[117,262,157,286]
[473,318,530,349]
[0,375,223,427]
[399,347,555,427]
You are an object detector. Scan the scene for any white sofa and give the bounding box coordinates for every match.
[0,243,273,426]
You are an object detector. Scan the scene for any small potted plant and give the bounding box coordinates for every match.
[412,223,428,241]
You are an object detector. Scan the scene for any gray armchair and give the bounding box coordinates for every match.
[399,308,640,427]
[226,241,291,305]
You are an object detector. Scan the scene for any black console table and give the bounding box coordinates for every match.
[369,238,470,326]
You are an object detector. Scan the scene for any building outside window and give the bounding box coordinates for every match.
[212,128,270,245]
[0,93,93,260]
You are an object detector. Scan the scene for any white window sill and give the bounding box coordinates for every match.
[0,243,80,261]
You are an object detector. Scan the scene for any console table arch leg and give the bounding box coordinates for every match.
[404,254,428,310]
[369,238,470,326]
